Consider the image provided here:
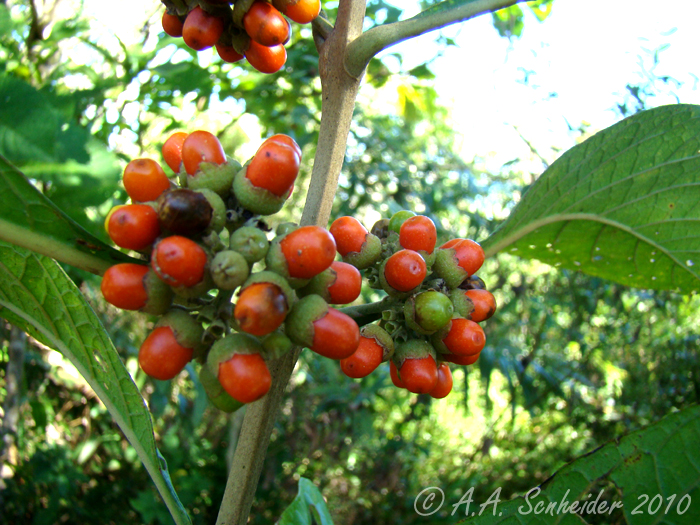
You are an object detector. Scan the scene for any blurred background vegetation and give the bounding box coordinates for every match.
[1,0,698,523]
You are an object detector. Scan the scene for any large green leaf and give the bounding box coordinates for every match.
[458,405,700,524]
[0,154,138,275]
[0,241,191,525]
[277,477,335,525]
[483,104,700,293]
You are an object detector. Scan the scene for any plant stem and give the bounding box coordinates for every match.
[214,2,368,524]
[345,0,526,78]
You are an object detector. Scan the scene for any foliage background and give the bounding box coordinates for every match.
[0,0,698,523]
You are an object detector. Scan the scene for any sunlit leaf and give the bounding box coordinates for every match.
[462,404,700,524]
[0,154,138,275]
[483,104,700,293]
[0,242,191,525]
[276,478,334,525]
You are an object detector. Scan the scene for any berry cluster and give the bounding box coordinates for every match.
[101,129,365,411]
[160,0,320,73]
[100,129,497,409]
[329,211,497,399]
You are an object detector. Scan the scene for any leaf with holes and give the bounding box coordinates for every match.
[0,242,191,525]
[483,104,700,293]
[458,404,700,524]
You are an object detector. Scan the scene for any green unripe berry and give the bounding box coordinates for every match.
[404,291,454,335]
[229,226,269,264]
[388,210,416,234]
[210,250,249,290]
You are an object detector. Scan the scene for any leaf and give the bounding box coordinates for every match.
[0,74,90,165]
[0,241,191,525]
[0,154,138,275]
[277,478,334,525]
[483,104,700,293]
[459,404,700,524]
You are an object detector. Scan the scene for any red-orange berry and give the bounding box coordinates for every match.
[218,353,272,404]
[440,238,464,250]
[151,236,208,287]
[280,226,336,279]
[162,132,188,173]
[399,215,437,254]
[340,335,384,378]
[452,239,485,276]
[139,326,193,380]
[161,12,184,37]
[245,135,300,196]
[278,0,320,24]
[234,282,288,336]
[123,158,171,202]
[245,40,286,74]
[384,249,427,292]
[310,308,360,360]
[267,134,301,158]
[243,1,290,47]
[101,264,149,310]
[216,43,245,63]
[182,130,226,176]
[106,204,160,251]
[443,352,480,366]
[429,363,453,399]
[182,6,225,51]
[326,261,362,305]
[442,318,485,356]
[464,289,497,322]
[400,356,438,394]
[329,216,368,256]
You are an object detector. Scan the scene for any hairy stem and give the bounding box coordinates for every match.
[346,0,525,78]
[214,1,368,523]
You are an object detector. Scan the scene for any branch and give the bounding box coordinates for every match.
[215,1,368,523]
[345,0,526,78]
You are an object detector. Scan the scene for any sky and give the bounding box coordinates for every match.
[82,0,700,170]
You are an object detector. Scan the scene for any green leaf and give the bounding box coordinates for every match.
[277,478,334,525]
[0,242,191,525]
[0,154,138,275]
[0,74,90,165]
[483,104,700,293]
[459,404,700,524]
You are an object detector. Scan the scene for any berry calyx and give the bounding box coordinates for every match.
[182,130,227,176]
[218,353,272,404]
[123,158,171,203]
[399,215,437,254]
[151,236,208,288]
[390,361,406,388]
[182,6,225,51]
[383,249,427,293]
[138,326,194,380]
[106,204,161,251]
[234,282,289,336]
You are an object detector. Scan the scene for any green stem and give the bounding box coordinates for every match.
[214,1,368,524]
[339,296,395,320]
[345,0,526,78]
